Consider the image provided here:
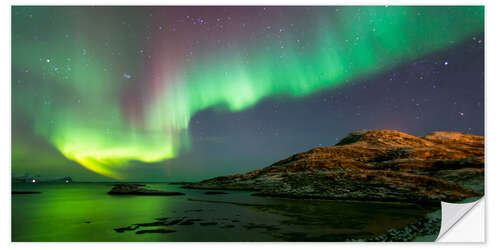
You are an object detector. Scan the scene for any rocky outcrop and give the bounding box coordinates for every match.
[12,191,41,194]
[169,181,195,185]
[184,130,484,204]
[135,229,176,234]
[108,183,185,196]
[204,191,229,195]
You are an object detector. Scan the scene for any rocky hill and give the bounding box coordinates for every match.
[184,130,484,204]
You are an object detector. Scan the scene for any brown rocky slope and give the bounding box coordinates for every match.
[184,130,484,204]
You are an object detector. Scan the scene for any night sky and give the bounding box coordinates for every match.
[11,6,484,181]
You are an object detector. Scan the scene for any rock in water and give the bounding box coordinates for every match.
[199,222,218,226]
[184,130,484,204]
[135,229,176,234]
[204,191,229,195]
[169,181,195,185]
[108,183,185,196]
[114,225,139,232]
[12,191,41,194]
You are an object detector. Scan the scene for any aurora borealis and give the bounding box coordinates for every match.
[12,6,484,180]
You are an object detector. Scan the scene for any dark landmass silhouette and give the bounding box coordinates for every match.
[108,183,185,196]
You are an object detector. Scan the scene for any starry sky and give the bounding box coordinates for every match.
[12,6,484,181]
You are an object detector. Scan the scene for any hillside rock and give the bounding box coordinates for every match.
[184,130,484,204]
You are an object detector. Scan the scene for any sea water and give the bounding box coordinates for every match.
[12,182,437,242]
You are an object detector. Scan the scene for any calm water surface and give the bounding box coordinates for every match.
[12,183,438,242]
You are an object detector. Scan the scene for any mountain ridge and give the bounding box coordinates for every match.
[184,130,484,204]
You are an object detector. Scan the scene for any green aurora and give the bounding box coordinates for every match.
[12,6,484,178]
